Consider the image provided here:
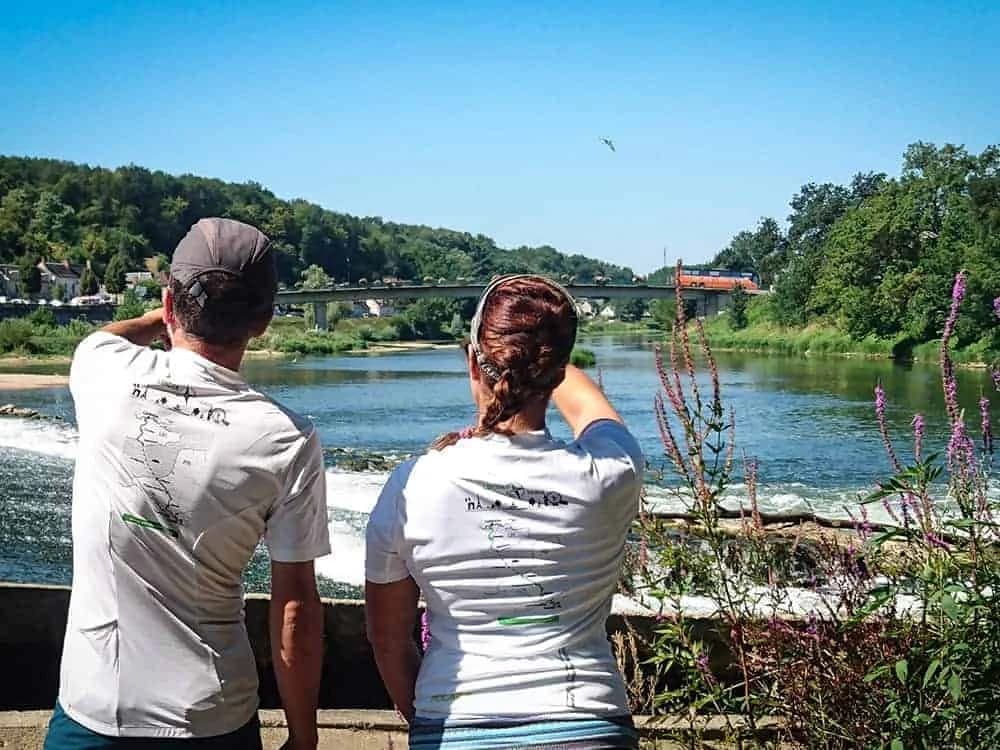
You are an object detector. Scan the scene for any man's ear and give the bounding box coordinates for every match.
[163,286,175,327]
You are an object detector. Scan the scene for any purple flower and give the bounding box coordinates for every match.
[982,396,993,454]
[993,368,1000,393]
[695,652,717,686]
[912,414,925,461]
[420,610,431,651]
[859,503,873,540]
[874,382,901,470]
[994,296,1000,320]
[942,271,967,345]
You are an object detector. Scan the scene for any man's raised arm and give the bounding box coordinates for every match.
[101,307,168,347]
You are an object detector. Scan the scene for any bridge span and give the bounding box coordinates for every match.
[275,283,740,330]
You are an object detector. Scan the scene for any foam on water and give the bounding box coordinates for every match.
[3,417,995,593]
[0,417,78,461]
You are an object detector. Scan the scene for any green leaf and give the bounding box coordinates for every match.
[948,673,962,702]
[864,665,889,683]
[891,738,904,750]
[939,593,959,620]
[895,659,908,684]
[922,659,940,688]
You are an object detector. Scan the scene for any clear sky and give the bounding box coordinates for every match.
[3,1,998,272]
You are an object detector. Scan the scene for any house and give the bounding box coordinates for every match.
[38,259,86,300]
[599,304,617,320]
[575,299,596,319]
[365,299,396,318]
[0,265,20,298]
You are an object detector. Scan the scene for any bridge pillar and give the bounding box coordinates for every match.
[313,302,328,331]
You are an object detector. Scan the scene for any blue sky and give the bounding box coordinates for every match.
[3,1,998,272]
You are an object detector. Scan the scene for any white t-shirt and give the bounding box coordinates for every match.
[59,332,331,738]
[366,420,643,721]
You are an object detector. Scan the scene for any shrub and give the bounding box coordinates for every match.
[0,319,34,353]
[570,347,596,368]
[627,263,999,748]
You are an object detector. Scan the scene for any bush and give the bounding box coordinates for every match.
[627,267,1000,748]
[0,319,35,353]
[114,289,146,321]
[570,348,596,368]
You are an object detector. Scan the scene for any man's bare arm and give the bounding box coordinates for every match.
[271,561,324,750]
[101,308,167,347]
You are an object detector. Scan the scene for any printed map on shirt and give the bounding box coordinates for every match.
[366,421,643,721]
[59,332,330,739]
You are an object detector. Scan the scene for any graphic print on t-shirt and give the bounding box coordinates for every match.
[122,409,208,539]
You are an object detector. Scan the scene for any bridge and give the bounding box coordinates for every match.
[276,283,743,330]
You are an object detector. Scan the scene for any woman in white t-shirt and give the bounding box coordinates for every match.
[365,275,644,750]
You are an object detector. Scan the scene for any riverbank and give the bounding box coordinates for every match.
[698,316,998,366]
[0,374,69,391]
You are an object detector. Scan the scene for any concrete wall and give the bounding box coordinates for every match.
[0,583,735,712]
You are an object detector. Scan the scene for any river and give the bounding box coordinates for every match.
[0,336,993,597]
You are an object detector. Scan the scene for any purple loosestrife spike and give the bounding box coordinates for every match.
[993,368,1000,393]
[994,296,1000,320]
[420,610,431,651]
[940,272,966,423]
[912,414,925,462]
[874,382,901,471]
[859,503,873,541]
[942,271,967,344]
[981,396,993,454]
[881,495,902,525]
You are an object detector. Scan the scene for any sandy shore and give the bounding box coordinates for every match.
[0,373,70,391]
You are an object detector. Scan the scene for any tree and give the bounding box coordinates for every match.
[404,298,462,339]
[299,264,334,290]
[79,266,99,296]
[617,297,647,322]
[16,255,40,297]
[80,265,100,295]
[729,284,749,329]
[104,253,129,294]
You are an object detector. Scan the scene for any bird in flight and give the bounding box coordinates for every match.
[599,136,616,153]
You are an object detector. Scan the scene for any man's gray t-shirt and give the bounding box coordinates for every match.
[59,332,330,738]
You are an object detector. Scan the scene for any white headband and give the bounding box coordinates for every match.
[469,274,577,381]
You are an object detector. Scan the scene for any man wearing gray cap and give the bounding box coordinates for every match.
[45,218,330,750]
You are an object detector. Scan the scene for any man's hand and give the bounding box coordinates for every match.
[101,307,169,348]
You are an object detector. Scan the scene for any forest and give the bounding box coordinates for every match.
[0,155,633,294]
[700,142,999,354]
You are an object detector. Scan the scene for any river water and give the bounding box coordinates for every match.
[0,336,993,598]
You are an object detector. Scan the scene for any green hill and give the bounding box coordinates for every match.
[0,155,633,291]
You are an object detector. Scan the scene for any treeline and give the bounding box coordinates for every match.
[0,156,633,292]
[701,142,1000,352]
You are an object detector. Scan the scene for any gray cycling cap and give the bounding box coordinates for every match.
[171,218,273,307]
